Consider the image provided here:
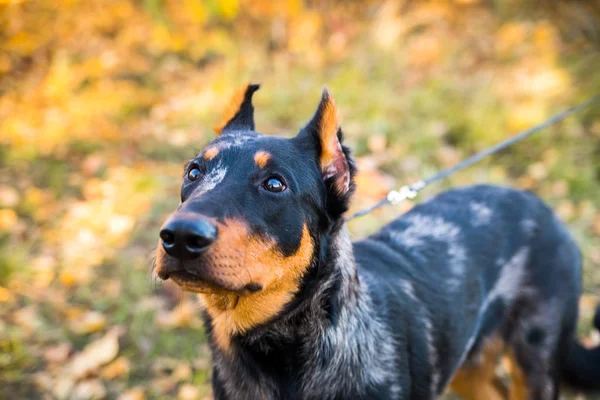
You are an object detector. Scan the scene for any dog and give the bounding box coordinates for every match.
[154,84,600,399]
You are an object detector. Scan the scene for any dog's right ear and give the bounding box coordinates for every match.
[298,88,352,195]
[213,83,260,135]
[296,88,356,217]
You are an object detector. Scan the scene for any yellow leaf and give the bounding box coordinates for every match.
[183,0,206,22]
[102,357,131,380]
[0,209,18,231]
[118,387,146,400]
[59,270,79,287]
[218,0,239,20]
[507,102,546,133]
[0,286,13,302]
[495,22,528,57]
[69,311,107,335]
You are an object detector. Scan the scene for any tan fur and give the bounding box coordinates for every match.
[213,83,251,135]
[449,337,507,400]
[201,221,312,352]
[254,151,271,168]
[316,91,350,193]
[204,146,219,160]
[504,350,529,400]
[318,91,341,168]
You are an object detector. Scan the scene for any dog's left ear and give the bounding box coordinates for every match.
[300,88,353,196]
[213,83,260,135]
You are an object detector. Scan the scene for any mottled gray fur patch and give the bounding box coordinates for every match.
[399,279,417,302]
[398,278,438,396]
[521,219,538,237]
[213,134,258,151]
[390,214,466,288]
[301,227,401,399]
[469,202,493,226]
[484,247,530,308]
[191,160,227,197]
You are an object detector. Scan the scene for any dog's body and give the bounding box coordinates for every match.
[155,85,600,399]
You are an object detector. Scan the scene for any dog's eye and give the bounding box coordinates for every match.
[188,168,202,181]
[263,177,286,193]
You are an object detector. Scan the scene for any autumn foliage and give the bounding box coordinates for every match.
[1,0,600,399]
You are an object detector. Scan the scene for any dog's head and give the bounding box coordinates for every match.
[155,84,356,349]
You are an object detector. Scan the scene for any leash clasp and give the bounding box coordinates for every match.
[387,180,425,205]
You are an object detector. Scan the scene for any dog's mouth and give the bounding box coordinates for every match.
[168,270,220,294]
[161,266,263,295]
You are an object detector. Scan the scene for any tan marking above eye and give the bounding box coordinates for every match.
[204,147,219,160]
[254,151,271,168]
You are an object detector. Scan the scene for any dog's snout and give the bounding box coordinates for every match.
[160,216,217,260]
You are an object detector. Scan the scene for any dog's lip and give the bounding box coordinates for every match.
[168,270,264,295]
[169,270,217,294]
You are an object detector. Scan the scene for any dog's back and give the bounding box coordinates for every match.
[355,184,584,398]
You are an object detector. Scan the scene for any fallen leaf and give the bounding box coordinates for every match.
[13,306,44,332]
[53,377,75,399]
[71,379,107,400]
[0,185,19,207]
[68,327,122,380]
[178,383,201,400]
[118,387,146,400]
[70,311,107,335]
[0,286,13,303]
[151,377,178,396]
[0,209,18,231]
[44,342,72,364]
[102,356,131,380]
[172,363,192,382]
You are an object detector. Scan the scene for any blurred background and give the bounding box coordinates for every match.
[1,0,600,399]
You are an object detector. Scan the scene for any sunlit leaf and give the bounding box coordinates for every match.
[67,327,122,380]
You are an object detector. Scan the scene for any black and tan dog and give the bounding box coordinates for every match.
[155,84,600,399]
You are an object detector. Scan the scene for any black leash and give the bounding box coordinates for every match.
[348,95,600,221]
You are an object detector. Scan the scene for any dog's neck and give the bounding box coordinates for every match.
[209,223,400,398]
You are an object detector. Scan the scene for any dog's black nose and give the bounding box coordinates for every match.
[159,216,217,260]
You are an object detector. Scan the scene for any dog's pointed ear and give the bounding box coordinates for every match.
[213,83,260,135]
[300,88,352,196]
